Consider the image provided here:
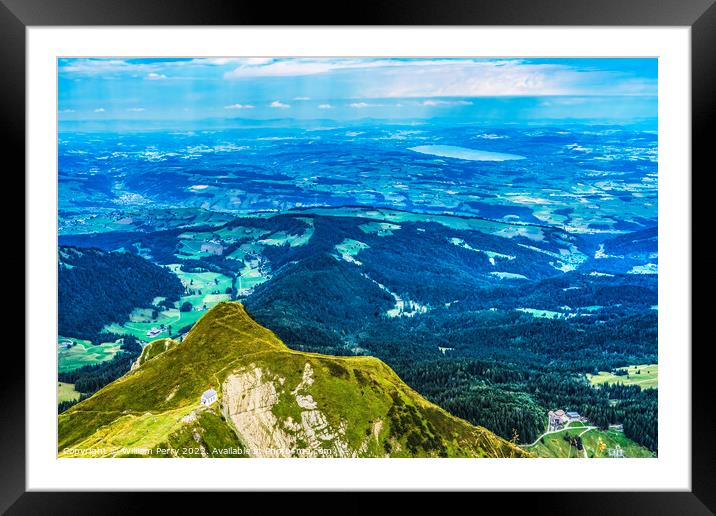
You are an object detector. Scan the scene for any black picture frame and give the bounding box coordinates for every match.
[3,0,713,513]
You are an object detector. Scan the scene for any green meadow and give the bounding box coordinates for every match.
[587,364,658,390]
[58,337,122,373]
[335,238,369,262]
[58,382,81,403]
[516,308,564,319]
[259,223,314,248]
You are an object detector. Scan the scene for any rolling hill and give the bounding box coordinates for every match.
[58,302,530,458]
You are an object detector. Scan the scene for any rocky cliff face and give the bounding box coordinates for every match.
[223,364,354,457]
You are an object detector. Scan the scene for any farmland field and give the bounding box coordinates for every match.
[259,224,314,247]
[587,364,658,390]
[58,337,122,373]
[58,382,81,403]
[516,308,564,319]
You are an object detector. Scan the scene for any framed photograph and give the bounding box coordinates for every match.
[5,0,714,511]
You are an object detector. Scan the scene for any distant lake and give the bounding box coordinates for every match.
[408,145,526,161]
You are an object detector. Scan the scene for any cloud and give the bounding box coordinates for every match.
[421,99,473,106]
[190,57,272,66]
[293,96,311,101]
[60,59,149,75]
[60,57,267,78]
[223,58,414,79]
[93,108,105,113]
[363,61,560,97]
[222,58,522,80]
[198,58,243,65]
[349,102,383,109]
[227,61,332,78]
[364,60,657,98]
[127,107,145,112]
[59,109,75,113]
[224,103,255,109]
[318,104,333,109]
[270,101,290,109]
[242,58,273,65]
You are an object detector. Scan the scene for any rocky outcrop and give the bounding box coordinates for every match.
[222,363,358,457]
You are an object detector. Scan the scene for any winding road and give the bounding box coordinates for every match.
[523,422,597,453]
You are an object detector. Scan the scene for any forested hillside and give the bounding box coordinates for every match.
[59,246,184,341]
[58,212,659,453]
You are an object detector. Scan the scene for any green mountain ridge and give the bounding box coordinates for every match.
[58,302,530,458]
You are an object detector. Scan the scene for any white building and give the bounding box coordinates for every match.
[548,409,568,429]
[200,388,218,406]
[147,327,162,338]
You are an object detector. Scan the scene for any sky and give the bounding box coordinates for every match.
[58,57,657,126]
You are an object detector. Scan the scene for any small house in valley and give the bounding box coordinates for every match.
[548,409,587,430]
[200,388,218,406]
[548,409,568,429]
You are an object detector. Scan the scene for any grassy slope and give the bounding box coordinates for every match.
[59,302,529,458]
[525,423,654,458]
[58,338,122,373]
[136,338,177,367]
